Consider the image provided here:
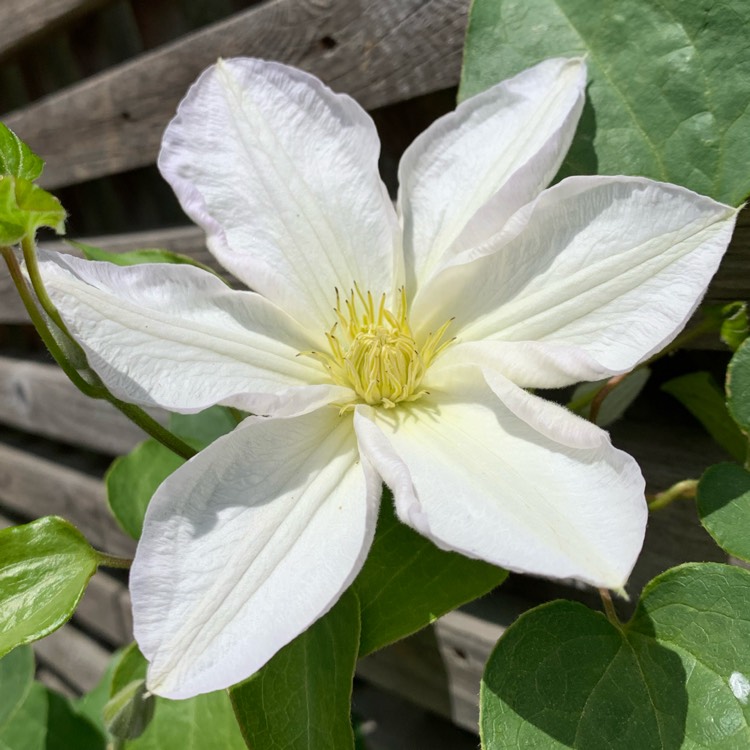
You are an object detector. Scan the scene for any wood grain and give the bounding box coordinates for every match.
[358,600,525,732]
[34,623,111,693]
[3,0,469,189]
[0,0,111,61]
[0,440,135,556]
[0,357,155,454]
[75,569,133,646]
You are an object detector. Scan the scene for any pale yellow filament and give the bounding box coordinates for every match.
[303,285,453,411]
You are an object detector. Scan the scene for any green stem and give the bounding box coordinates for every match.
[111,399,196,459]
[647,479,698,512]
[96,551,133,570]
[588,373,628,424]
[2,245,102,397]
[599,587,620,626]
[21,234,73,337]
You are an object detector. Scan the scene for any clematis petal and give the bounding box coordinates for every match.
[354,366,646,589]
[399,57,585,294]
[415,176,738,385]
[37,250,348,414]
[131,407,378,698]
[435,339,615,389]
[159,58,400,329]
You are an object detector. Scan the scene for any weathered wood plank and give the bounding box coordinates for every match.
[0,441,135,557]
[4,0,469,188]
[358,602,523,732]
[75,570,133,646]
[0,357,157,454]
[36,668,78,698]
[0,0,111,61]
[34,623,111,693]
[352,680,479,749]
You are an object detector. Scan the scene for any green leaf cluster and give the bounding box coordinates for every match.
[98,644,245,749]
[461,0,750,207]
[686,337,750,562]
[0,122,65,245]
[0,123,43,182]
[0,646,106,749]
[0,176,65,245]
[480,564,750,749]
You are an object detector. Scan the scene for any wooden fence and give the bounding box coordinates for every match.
[0,0,747,744]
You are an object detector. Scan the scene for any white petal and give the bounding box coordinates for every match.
[37,250,347,414]
[399,57,586,294]
[159,58,400,329]
[415,176,738,384]
[131,407,377,698]
[354,367,646,589]
[434,339,613,389]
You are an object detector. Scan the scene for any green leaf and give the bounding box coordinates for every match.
[0,647,106,750]
[0,682,49,750]
[169,406,237,450]
[0,176,65,244]
[110,643,147,694]
[481,563,750,749]
[460,0,750,205]
[106,408,235,541]
[104,680,156,741]
[727,337,750,434]
[0,516,98,658]
[354,490,507,656]
[569,368,650,427]
[73,240,219,277]
[109,644,246,750]
[0,122,43,181]
[230,589,361,750]
[719,302,750,351]
[106,440,185,540]
[662,371,747,463]
[0,646,35,731]
[45,690,107,750]
[698,463,750,562]
[74,649,124,734]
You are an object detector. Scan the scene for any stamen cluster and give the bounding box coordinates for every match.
[308,285,452,410]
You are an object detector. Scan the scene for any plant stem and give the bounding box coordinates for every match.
[2,245,102,397]
[599,587,620,626]
[22,234,74,337]
[113,400,197,459]
[96,551,133,570]
[588,373,628,424]
[647,478,698,512]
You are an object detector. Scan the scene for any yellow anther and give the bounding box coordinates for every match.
[304,284,453,410]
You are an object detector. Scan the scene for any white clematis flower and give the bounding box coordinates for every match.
[36,57,737,699]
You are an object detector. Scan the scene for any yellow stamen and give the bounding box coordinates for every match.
[303,284,453,411]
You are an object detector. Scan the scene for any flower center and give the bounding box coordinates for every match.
[306,285,452,411]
